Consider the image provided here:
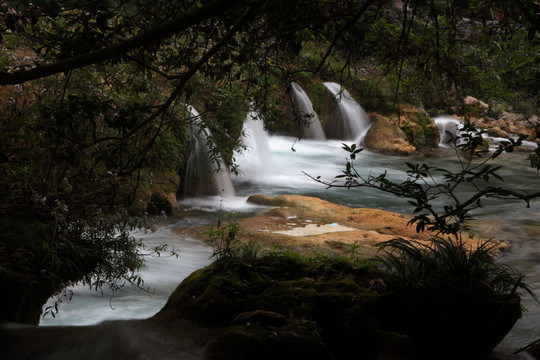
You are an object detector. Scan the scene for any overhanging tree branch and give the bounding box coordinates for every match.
[305,130,540,235]
[115,0,266,177]
[0,0,246,85]
[314,0,375,75]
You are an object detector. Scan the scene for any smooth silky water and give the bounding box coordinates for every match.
[236,135,540,359]
[29,96,540,358]
[32,132,539,358]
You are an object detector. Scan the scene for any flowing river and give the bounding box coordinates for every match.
[34,131,540,359]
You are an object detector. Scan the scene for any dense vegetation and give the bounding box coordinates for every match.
[0,0,539,324]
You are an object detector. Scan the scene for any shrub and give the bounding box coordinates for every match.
[375,236,536,300]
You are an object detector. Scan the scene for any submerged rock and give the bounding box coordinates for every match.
[176,194,488,258]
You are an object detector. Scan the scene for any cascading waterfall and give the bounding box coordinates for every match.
[241,110,274,175]
[290,82,326,140]
[182,106,235,198]
[435,115,539,152]
[323,82,371,143]
[36,119,540,357]
[434,116,462,146]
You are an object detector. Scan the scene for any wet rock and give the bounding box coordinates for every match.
[154,250,520,359]
[363,113,416,155]
[526,340,540,359]
[378,288,522,359]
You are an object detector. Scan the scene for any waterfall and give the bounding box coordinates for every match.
[182,106,235,198]
[290,82,326,140]
[37,129,540,356]
[435,116,538,150]
[434,116,462,147]
[323,82,371,144]
[241,110,274,175]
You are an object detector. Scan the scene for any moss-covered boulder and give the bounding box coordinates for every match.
[131,170,181,215]
[154,252,521,359]
[155,254,410,359]
[205,316,332,360]
[393,106,440,149]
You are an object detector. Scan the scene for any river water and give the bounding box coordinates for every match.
[36,133,540,358]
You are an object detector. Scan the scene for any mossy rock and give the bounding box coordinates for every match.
[398,111,440,149]
[156,254,409,358]
[158,256,379,327]
[204,317,332,360]
[132,170,180,215]
[155,254,522,359]
[306,81,333,125]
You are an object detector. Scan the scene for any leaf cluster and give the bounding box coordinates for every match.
[309,123,540,236]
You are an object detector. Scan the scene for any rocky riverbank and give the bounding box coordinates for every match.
[174,194,490,258]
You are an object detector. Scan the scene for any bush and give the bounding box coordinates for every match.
[375,236,536,299]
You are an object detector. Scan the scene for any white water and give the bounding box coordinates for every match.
[41,220,214,326]
[290,82,326,140]
[34,117,540,359]
[323,82,371,144]
[434,115,538,152]
[182,107,235,198]
[241,110,274,176]
[435,116,462,146]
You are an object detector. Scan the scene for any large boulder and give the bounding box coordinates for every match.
[378,288,522,359]
[498,111,534,138]
[132,170,181,215]
[363,113,416,155]
[487,126,510,138]
[468,110,540,141]
[392,105,440,148]
[155,255,414,359]
[464,96,489,116]
[154,252,522,360]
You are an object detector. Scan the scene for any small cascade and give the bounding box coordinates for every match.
[434,116,537,150]
[323,82,371,143]
[434,116,462,147]
[182,107,235,198]
[290,82,326,140]
[241,111,274,175]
